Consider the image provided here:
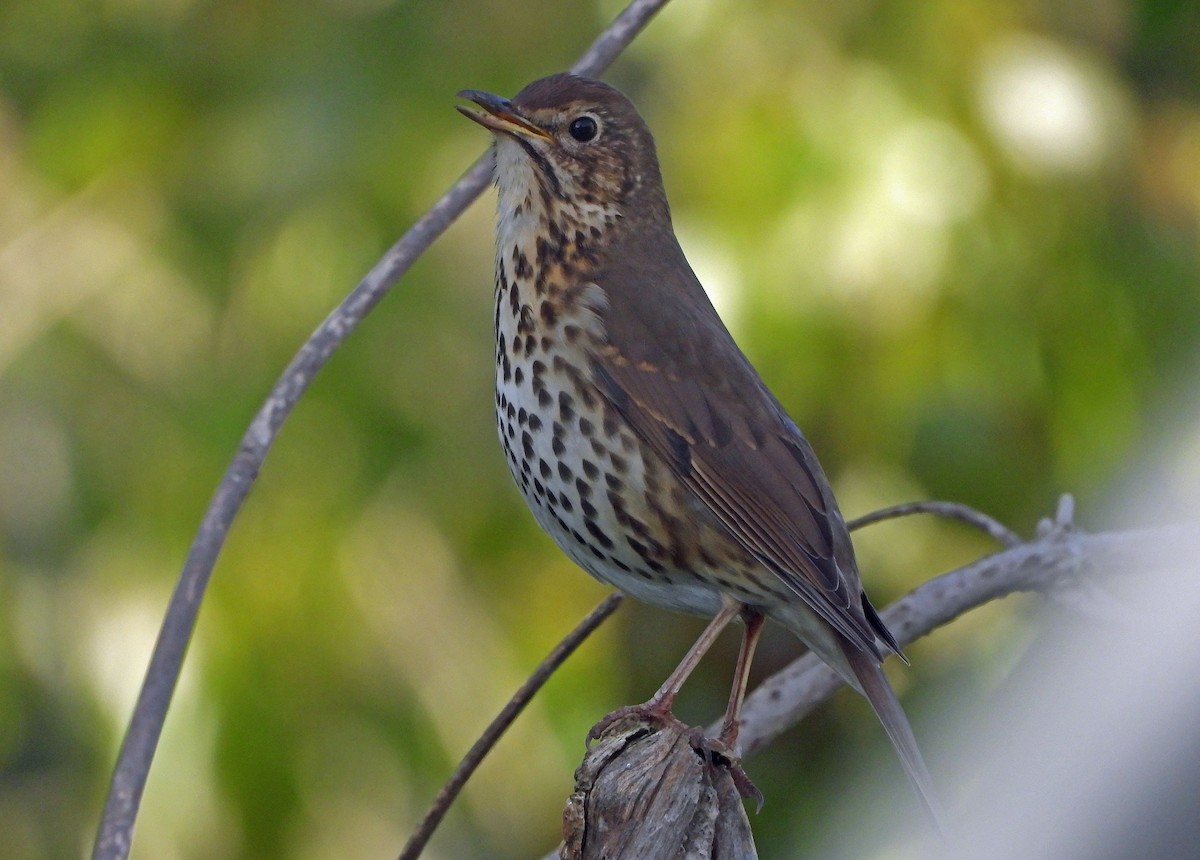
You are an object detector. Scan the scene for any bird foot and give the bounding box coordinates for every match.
[586,701,684,746]
[587,706,764,811]
[689,733,764,812]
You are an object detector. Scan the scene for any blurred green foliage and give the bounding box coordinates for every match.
[1,0,1198,857]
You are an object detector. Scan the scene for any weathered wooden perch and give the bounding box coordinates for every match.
[559,715,757,859]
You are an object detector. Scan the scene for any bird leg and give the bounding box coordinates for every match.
[588,600,742,743]
[714,608,765,753]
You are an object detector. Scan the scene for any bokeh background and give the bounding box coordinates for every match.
[2,0,1198,857]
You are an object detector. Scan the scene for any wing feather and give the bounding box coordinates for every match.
[586,246,880,654]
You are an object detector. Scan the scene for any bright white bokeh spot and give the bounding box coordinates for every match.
[85,593,189,723]
[978,36,1120,174]
[675,220,745,332]
[825,188,948,319]
[882,119,990,226]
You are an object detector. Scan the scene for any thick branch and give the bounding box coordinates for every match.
[734,519,1200,755]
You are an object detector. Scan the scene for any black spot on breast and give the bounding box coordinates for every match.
[558,462,573,482]
[539,459,552,480]
[581,460,600,480]
[578,417,594,437]
[528,413,542,432]
[585,520,614,549]
[539,301,557,325]
[607,491,630,526]
[513,366,524,386]
[517,407,528,426]
[514,249,531,279]
[537,388,553,408]
[575,477,592,498]
[521,431,534,459]
[628,518,653,540]
[558,391,575,422]
[605,473,623,492]
[580,498,597,519]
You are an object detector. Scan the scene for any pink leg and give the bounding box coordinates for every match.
[716,609,765,751]
[589,600,742,742]
[646,600,743,711]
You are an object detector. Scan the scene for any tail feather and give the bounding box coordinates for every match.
[840,642,946,837]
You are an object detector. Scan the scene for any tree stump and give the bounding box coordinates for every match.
[559,714,757,859]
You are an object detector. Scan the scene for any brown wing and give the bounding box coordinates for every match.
[588,234,880,655]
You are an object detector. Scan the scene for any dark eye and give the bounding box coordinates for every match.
[568,115,599,142]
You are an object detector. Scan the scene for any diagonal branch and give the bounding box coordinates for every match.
[89,3,675,859]
[732,515,1200,755]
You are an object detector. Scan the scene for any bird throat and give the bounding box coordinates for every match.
[490,137,618,362]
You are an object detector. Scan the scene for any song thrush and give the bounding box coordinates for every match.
[459,73,942,827]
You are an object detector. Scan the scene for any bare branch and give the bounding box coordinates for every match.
[732,520,1200,756]
[90,3,675,859]
[847,499,1024,548]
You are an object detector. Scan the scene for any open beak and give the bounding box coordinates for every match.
[457,89,552,141]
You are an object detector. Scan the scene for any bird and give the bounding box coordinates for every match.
[458,72,943,829]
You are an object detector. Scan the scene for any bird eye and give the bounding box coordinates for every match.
[568,115,599,142]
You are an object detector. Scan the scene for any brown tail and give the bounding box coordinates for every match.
[840,642,946,837]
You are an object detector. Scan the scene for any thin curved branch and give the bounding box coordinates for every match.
[89,3,674,859]
[847,499,1023,548]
